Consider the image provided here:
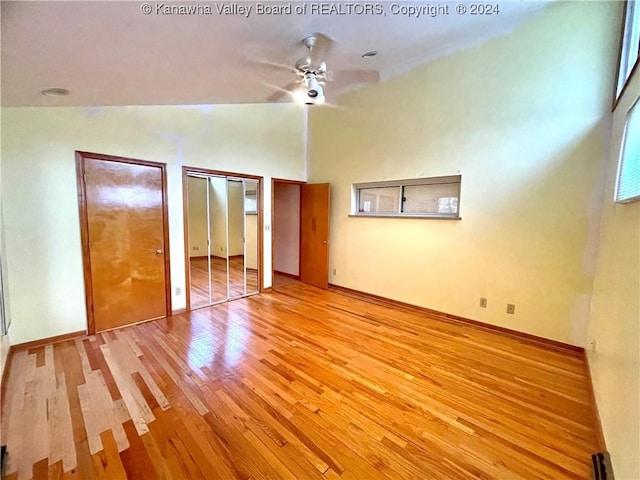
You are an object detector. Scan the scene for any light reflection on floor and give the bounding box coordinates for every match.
[184,303,253,372]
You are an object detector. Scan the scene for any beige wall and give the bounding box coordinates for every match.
[209,176,229,258]
[187,176,258,269]
[227,180,245,256]
[587,65,640,479]
[0,206,9,382]
[246,214,258,271]
[1,5,635,476]
[187,176,208,257]
[0,0,6,381]
[1,104,306,344]
[309,1,620,345]
[273,183,301,276]
[0,105,12,379]
[186,175,231,259]
[245,180,260,271]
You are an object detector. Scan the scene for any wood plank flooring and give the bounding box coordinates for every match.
[1,280,599,479]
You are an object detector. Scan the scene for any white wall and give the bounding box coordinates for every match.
[273,183,300,276]
[1,104,306,344]
[587,65,640,479]
[309,1,620,345]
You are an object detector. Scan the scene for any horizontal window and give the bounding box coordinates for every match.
[616,97,640,202]
[353,175,461,219]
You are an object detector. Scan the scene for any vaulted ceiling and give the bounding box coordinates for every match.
[1,1,551,106]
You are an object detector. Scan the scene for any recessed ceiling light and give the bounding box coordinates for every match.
[362,50,378,59]
[41,88,70,97]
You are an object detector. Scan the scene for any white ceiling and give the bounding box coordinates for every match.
[1,1,551,107]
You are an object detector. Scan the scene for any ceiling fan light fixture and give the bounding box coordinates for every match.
[306,87,325,105]
[301,73,325,105]
[304,73,321,97]
[293,83,325,106]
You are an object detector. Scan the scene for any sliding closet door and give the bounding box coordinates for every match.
[186,169,261,310]
[245,180,259,294]
[187,174,228,308]
[227,179,245,298]
[208,176,229,304]
[187,176,211,308]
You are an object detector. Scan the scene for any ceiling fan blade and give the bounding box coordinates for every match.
[246,57,296,74]
[337,69,380,85]
[267,81,301,102]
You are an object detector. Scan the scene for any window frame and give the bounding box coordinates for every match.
[352,175,462,219]
[614,0,640,109]
[615,97,640,203]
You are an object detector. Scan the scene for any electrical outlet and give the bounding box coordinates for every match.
[506,304,515,314]
[480,297,487,308]
[332,269,337,275]
[192,246,199,251]
[175,287,182,296]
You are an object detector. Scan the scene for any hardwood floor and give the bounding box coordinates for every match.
[1,281,599,479]
[189,256,258,307]
[273,272,299,290]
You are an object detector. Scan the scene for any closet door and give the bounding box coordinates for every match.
[187,176,211,308]
[185,170,261,310]
[187,175,229,308]
[208,176,229,304]
[227,178,245,298]
[245,179,259,294]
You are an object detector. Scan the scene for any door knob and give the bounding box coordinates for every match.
[322,240,329,245]
[156,249,163,255]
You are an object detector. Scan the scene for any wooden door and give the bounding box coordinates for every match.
[77,152,170,333]
[300,183,330,289]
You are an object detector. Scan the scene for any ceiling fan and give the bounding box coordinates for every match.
[265,33,380,105]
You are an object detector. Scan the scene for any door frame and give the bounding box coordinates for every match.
[76,151,172,335]
[182,166,264,312]
[271,178,305,286]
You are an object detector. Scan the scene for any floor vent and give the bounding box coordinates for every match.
[592,452,614,480]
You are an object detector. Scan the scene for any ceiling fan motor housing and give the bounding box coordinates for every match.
[295,58,327,78]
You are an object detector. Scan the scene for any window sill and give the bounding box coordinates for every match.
[615,196,640,204]
[349,214,461,220]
